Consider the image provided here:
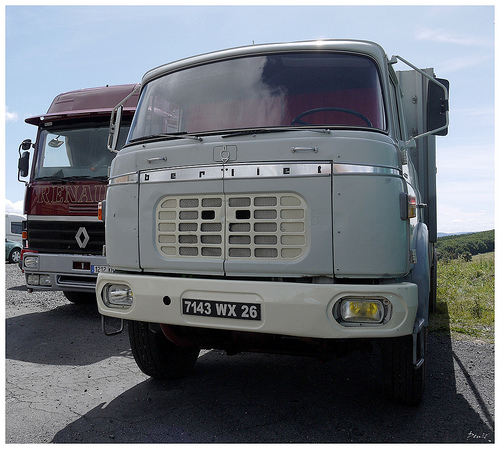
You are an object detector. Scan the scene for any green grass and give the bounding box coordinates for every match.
[429,252,495,343]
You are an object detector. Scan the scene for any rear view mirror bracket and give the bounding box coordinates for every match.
[108,83,141,153]
[390,55,449,141]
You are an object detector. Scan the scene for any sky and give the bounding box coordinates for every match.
[3,4,495,234]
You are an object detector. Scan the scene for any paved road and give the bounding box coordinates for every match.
[5,263,494,443]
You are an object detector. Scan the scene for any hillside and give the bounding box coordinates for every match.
[435,230,494,260]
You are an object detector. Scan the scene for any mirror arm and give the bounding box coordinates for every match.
[108,83,141,153]
[390,55,449,139]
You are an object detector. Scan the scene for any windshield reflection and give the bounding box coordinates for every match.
[35,124,130,181]
[129,52,386,141]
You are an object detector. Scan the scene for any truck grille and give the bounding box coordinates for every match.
[27,220,105,255]
[156,193,307,260]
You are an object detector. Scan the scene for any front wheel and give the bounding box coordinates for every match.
[381,328,427,405]
[128,320,200,380]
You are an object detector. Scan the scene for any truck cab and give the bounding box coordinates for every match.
[18,84,139,303]
[97,40,448,404]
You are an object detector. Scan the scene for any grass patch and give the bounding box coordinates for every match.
[429,252,494,343]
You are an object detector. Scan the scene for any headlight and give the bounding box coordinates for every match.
[335,297,391,325]
[103,284,133,309]
[341,299,383,322]
[39,275,51,286]
[27,274,39,286]
[24,255,39,269]
[27,273,52,287]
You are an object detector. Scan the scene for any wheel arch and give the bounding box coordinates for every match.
[408,222,431,325]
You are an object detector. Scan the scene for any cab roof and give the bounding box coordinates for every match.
[142,39,388,86]
[25,84,139,126]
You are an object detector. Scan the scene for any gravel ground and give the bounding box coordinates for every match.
[5,262,494,443]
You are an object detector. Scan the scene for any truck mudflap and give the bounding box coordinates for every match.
[97,273,419,340]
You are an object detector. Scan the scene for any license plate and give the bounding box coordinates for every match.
[91,265,115,274]
[182,298,261,321]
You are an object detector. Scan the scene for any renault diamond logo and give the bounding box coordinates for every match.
[75,227,90,249]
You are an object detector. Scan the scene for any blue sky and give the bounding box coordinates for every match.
[4,5,495,234]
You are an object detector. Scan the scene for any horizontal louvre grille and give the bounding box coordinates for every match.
[27,221,105,255]
[156,193,307,260]
[68,203,99,214]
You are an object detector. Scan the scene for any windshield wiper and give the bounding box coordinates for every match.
[58,175,109,182]
[129,132,203,144]
[221,127,332,138]
[34,176,66,182]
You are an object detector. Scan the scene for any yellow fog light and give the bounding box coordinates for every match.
[340,299,384,323]
[103,284,133,309]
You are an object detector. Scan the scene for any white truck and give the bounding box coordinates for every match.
[5,213,25,242]
[97,40,449,405]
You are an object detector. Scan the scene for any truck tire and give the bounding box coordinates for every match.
[381,328,427,405]
[63,291,96,304]
[128,320,200,380]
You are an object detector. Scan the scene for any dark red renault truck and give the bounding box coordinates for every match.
[18,84,139,303]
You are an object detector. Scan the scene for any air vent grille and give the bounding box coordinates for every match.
[156,193,307,260]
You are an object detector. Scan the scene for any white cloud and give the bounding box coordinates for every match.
[437,202,494,234]
[5,199,24,215]
[415,26,492,47]
[436,54,492,74]
[5,107,19,122]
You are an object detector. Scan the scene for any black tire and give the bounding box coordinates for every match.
[429,248,438,314]
[63,291,96,304]
[381,328,427,405]
[128,320,200,380]
[8,248,21,264]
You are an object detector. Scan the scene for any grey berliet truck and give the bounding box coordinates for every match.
[97,40,449,405]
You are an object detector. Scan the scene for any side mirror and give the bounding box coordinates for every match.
[107,83,140,153]
[107,105,123,153]
[18,151,30,180]
[427,78,449,136]
[18,139,32,182]
[21,139,32,151]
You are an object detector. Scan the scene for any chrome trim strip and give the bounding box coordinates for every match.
[141,163,331,183]
[109,172,139,185]
[333,163,401,176]
[143,165,223,183]
[27,215,101,222]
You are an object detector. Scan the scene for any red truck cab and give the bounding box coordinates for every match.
[18,84,139,303]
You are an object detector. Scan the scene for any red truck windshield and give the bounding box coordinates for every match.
[129,52,386,140]
[34,123,130,181]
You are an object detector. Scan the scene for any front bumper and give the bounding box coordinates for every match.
[97,273,418,340]
[23,253,109,293]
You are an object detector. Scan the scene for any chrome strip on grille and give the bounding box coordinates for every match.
[142,162,400,184]
[142,163,331,183]
[333,163,401,176]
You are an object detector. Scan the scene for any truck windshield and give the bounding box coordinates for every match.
[129,52,386,141]
[34,123,130,181]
